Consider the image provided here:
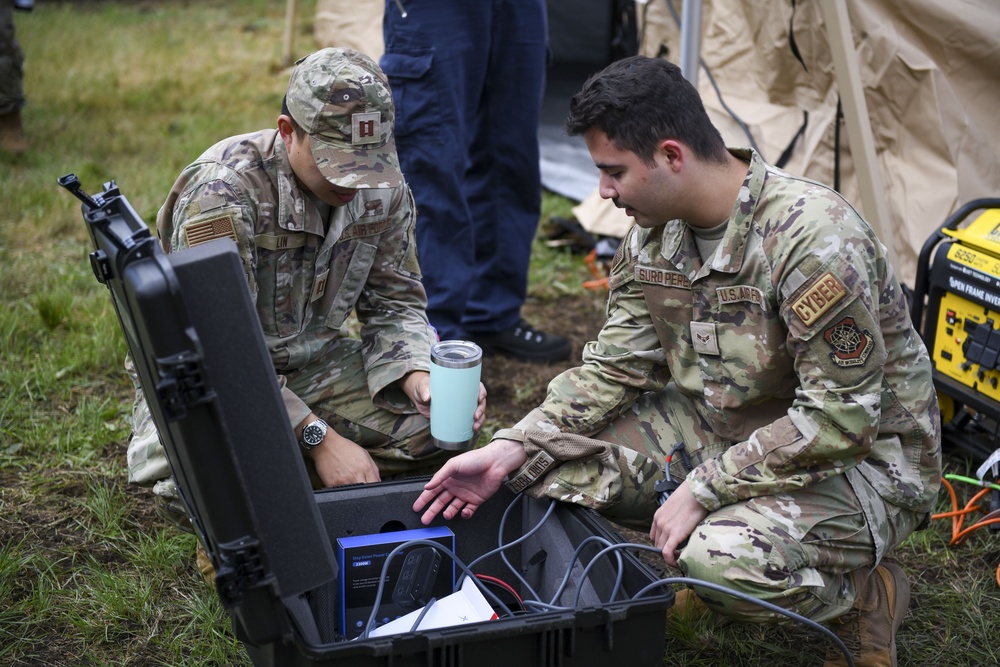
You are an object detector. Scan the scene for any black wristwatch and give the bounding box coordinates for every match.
[300,418,328,450]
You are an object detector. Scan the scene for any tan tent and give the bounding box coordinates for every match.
[314,0,1000,287]
[314,0,384,60]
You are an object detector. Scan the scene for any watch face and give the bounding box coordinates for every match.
[302,421,326,447]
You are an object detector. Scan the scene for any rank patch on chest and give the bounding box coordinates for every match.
[791,271,847,327]
[311,269,329,302]
[690,321,720,355]
[717,285,764,308]
[636,265,691,289]
[824,316,874,367]
[361,199,385,218]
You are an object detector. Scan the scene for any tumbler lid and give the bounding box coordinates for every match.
[431,340,482,369]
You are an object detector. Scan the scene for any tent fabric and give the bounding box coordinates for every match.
[315,0,384,60]
[631,0,1000,286]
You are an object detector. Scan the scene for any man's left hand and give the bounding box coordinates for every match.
[649,481,708,567]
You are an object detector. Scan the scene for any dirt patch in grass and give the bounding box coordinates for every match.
[480,291,608,425]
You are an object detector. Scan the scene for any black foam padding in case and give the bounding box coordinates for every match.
[314,479,516,578]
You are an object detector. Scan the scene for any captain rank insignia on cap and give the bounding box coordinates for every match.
[352,112,381,146]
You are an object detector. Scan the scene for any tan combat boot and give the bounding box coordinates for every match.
[667,588,732,627]
[824,562,910,667]
[196,540,217,586]
[0,110,29,154]
[669,588,712,622]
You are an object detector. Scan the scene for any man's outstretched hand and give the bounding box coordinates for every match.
[413,439,528,524]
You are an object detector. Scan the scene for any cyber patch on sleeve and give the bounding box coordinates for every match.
[790,271,847,327]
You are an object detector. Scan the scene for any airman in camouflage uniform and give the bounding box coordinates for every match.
[128,48,486,524]
[413,56,940,667]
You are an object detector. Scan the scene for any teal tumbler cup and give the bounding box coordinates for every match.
[429,340,483,450]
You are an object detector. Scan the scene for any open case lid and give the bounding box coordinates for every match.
[60,175,337,646]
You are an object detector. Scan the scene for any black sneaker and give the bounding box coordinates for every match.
[472,319,571,363]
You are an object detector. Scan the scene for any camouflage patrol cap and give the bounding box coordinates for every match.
[286,47,402,189]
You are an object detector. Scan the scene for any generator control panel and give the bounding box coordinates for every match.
[921,208,1000,419]
[932,291,1000,403]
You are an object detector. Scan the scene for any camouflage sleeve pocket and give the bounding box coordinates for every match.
[325,242,377,330]
[392,187,422,279]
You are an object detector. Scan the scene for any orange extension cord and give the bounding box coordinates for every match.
[582,248,610,291]
[932,476,1000,587]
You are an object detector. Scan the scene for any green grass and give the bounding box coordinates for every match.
[1,4,309,665]
[2,2,999,666]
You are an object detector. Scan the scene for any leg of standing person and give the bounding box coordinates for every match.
[0,0,29,154]
[382,0,570,362]
[381,0,485,342]
[459,0,564,358]
[462,0,570,363]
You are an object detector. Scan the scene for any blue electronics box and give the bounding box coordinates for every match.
[336,527,455,638]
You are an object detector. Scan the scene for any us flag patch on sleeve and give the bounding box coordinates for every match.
[182,212,238,247]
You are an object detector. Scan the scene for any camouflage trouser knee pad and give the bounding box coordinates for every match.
[596,474,661,531]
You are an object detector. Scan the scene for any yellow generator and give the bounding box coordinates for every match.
[912,199,1000,461]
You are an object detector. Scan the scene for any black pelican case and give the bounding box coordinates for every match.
[63,175,674,667]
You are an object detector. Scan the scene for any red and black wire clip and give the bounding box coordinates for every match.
[655,442,691,506]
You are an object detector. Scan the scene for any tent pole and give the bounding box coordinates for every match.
[818,0,899,270]
[282,0,298,68]
[678,0,702,86]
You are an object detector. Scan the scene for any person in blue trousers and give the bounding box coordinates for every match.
[381,0,571,363]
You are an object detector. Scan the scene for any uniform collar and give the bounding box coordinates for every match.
[658,147,763,279]
[708,147,764,275]
[272,135,330,237]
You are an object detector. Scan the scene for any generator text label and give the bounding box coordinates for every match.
[948,276,1000,309]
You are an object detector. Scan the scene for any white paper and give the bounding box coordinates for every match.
[367,576,498,638]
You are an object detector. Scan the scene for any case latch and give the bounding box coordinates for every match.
[156,353,211,420]
[214,538,268,608]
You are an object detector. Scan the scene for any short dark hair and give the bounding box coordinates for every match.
[565,56,729,165]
